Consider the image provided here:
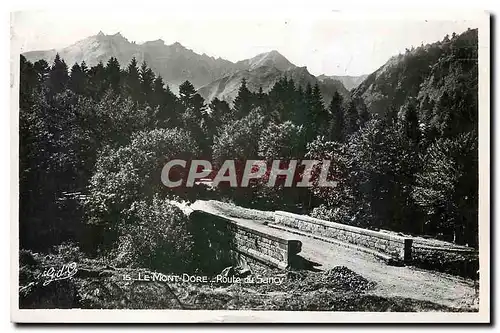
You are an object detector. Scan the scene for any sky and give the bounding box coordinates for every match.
[11,9,480,76]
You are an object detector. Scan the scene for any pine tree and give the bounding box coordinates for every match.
[87,61,106,100]
[152,75,165,106]
[164,84,180,121]
[204,98,232,150]
[302,83,316,141]
[328,91,344,142]
[402,99,420,147]
[125,57,141,102]
[33,59,50,83]
[304,82,313,110]
[48,53,69,94]
[357,98,370,128]
[80,60,88,73]
[311,83,328,137]
[292,85,308,126]
[209,97,232,127]
[179,80,207,153]
[139,61,155,104]
[281,78,298,122]
[344,97,360,136]
[254,86,269,112]
[69,63,86,95]
[19,56,39,109]
[151,75,171,127]
[106,57,122,94]
[179,80,196,106]
[256,86,264,105]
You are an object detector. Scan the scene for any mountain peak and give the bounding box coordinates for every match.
[267,49,282,56]
[144,39,165,46]
[169,41,189,52]
[237,49,295,72]
[110,32,128,42]
[171,41,184,47]
[94,31,128,43]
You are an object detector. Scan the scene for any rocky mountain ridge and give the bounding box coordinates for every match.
[23,32,352,101]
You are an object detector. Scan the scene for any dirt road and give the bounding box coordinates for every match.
[191,200,478,310]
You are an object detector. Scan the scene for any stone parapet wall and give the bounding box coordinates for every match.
[190,210,301,270]
[274,211,412,262]
[411,244,479,278]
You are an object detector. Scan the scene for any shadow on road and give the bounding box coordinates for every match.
[290,255,323,272]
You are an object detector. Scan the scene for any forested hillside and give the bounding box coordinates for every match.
[353,28,477,129]
[19,26,479,281]
[348,28,478,245]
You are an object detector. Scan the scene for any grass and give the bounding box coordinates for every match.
[18,246,476,312]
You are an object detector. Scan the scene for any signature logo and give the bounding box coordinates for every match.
[40,262,78,286]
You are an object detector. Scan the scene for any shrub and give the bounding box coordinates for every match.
[412,131,478,246]
[85,128,199,225]
[113,196,195,272]
[258,121,305,160]
[83,127,199,255]
[212,110,265,166]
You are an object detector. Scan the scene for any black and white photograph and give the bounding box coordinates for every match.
[10,7,490,323]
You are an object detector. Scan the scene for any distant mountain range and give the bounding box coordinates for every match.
[23,32,237,94]
[317,74,368,91]
[22,32,362,103]
[199,52,349,105]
